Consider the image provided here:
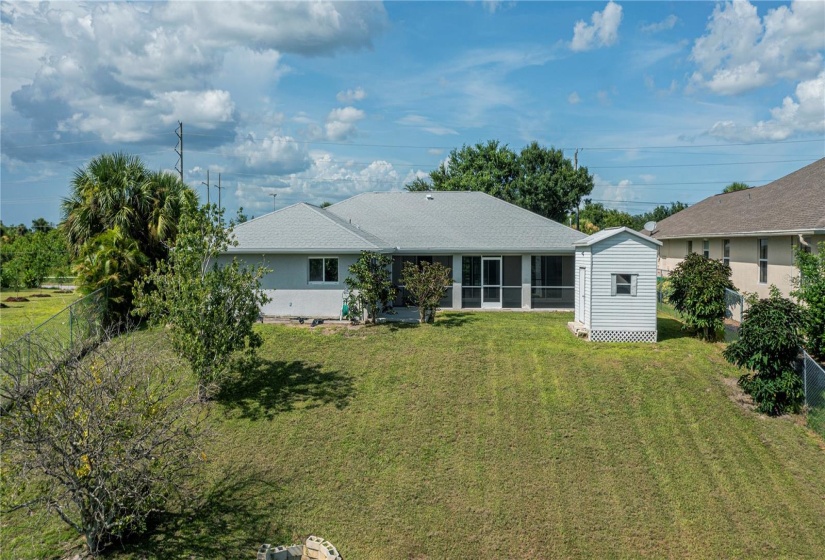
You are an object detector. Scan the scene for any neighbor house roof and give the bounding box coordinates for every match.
[647,158,825,240]
[228,202,391,254]
[574,227,662,247]
[325,191,586,253]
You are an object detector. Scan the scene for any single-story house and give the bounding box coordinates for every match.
[646,157,824,298]
[571,227,661,342]
[221,191,587,317]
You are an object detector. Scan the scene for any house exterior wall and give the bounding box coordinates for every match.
[657,234,823,298]
[216,253,360,317]
[574,247,591,327]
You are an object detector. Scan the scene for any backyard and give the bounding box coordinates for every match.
[2,311,825,558]
[0,288,81,343]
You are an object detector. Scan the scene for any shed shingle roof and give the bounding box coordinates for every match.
[648,158,825,239]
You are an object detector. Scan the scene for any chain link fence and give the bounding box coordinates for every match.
[1,288,107,404]
[801,349,825,437]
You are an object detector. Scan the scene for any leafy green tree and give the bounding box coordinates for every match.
[401,261,452,323]
[74,227,148,325]
[404,177,432,192]
[319,201,333,209]
[667,253,734,340]
[722,182,750,193]
[578,201,638,230]
[792,243,825,359]
[133,204,270,401]
[415,140,593,222]
[345,252,395,325]
[724,288,804,415]
[0,229,70,289]
[30,217,53,232]
[0,329,202,556]
[61,153,196,316]
[638,202,689,224]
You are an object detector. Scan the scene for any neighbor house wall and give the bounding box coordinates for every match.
[217,253,360,317]
[658,234,824,299]
[590,233,658,333]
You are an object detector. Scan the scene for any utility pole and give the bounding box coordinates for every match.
[269,193,278,212]
[174,121,184,184]
[574,148,581,231]
[215,173,225,213]
[201,170,211,206]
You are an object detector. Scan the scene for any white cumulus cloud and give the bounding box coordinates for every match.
[690,0,825,95]
[641,15,678,34]
[570,1,623,52]
[567,92,582,105]
[708,71,825,141]
[325,107,366,141]
[336,87,367,103]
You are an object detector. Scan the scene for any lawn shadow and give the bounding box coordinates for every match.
[115,465,293,558]
[657,317,694,341]
[433,313,479,329]
[217,358,355,420]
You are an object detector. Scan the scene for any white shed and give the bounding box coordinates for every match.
[570,227,662,342]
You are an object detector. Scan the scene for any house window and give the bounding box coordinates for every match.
[309,257,338,283]
[758,238,768,284]
[703,240,710,258]
[687,240,693,255]
[612,273,637,296]
[723,239,730,267]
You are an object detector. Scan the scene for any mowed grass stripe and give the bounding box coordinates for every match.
[4,312,825,559]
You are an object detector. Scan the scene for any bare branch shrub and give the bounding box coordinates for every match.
[0,327,203,556]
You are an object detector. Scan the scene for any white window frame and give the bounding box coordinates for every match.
[722,239,730,267]
[308,257,339,284]
[703,240,710,258]
[611,273,637,296]
[758,238,768,284]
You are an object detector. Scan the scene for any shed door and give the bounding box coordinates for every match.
[576,266,586,324]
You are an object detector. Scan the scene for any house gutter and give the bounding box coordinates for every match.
[654,228,823,240]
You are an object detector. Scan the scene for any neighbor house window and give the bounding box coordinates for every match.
[723,239,730,266]
[611,273,637,296]
[687,240,693,255]
[703,240,710,258]
[309,257,338,283]
[758,238,768,284]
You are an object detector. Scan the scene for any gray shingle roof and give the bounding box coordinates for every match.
[227,203,391,253]
[326,191,586,252]
[574,227,662,247]
[648,158,825,239]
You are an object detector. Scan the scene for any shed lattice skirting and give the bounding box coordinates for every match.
[589,330,657,343]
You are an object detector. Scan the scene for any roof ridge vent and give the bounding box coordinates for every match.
[426,193,434,200]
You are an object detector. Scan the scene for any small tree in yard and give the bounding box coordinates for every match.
[133,204,270,401]
[401,261,451,323]
[0,330,203,556]
[345,251,394,324]
[724,288,804,415]
[668,253,734,340]
[792,243,825,359]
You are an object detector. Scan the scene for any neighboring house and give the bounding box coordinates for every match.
[571,227,661,342]
[221,191,586,317]
[647,158,825,298]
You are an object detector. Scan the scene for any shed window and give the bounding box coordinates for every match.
[309,257,338,283]
[612,273,637,296]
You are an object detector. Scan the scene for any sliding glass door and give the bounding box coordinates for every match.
[482,257,501,308]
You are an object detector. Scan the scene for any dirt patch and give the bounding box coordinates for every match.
[722,376,757,412]
[31,293,52,298]
[0,303,7,308]
[3,297,30,303]
[54,289,74,294]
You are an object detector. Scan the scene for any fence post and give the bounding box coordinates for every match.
[803,350,808,406]
[27,333,31,371]
[69,306,74,347]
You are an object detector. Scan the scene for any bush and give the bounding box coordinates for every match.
[344,252,394,325]
[723,288,804,415]
[400,261,452,323]
[792,243,825,359]
[668,253,733,340]
[0,329,203,555]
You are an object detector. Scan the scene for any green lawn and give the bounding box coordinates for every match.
[0,288,81,343]
[3,312,825,559]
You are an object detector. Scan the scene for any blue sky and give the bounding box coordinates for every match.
[1,0,823,226]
